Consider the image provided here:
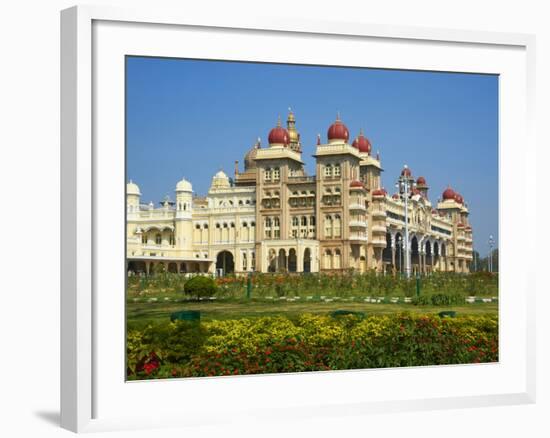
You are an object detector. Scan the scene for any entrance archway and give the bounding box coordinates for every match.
[288,249,297,272]
[216,250,234,275]
[278,249,287,272]
[411,236,419,269]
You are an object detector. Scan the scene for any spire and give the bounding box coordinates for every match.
[336,110,340,121]
[317,133,321,145]
[276,115,281,127]
[286,107,300,153]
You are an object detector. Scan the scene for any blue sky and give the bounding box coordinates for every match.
[126,57,498,256]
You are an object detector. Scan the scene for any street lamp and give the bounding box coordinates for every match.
[488,235,495,273]
[396,165,416,279]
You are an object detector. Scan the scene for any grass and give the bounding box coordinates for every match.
[126,299,498,329]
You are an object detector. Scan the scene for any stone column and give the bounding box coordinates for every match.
[390,234,396,274]
[297,244,304,273]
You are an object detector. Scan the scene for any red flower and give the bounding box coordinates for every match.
[143,361,159,375]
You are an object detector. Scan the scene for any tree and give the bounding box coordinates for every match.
[478,248,499,273]
[183,276,217,300]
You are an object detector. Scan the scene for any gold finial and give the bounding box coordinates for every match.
[277,115,281,127]
[256,137,261,148]
[359,128,364,136]
[336,111,340,121]
[287,106,295,123]
[317,133,321,145]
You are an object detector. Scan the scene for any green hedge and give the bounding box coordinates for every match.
[127,313,498,379]
[128,271,498,300]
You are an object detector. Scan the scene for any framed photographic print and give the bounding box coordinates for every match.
[61,5,536,433]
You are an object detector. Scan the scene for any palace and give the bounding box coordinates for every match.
[127,111,474,275]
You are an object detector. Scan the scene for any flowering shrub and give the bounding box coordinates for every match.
[127,313,498,380]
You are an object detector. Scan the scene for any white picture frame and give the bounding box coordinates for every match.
[60,4,536,433]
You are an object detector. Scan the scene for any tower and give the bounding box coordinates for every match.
[126,180,141,217]
[314,115,363,271]
[174,177,193,255]
[286,108,302,154]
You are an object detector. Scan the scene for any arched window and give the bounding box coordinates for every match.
[292,217,299,227]
[333,164,341,177]
[273,217,280,238]
[169,233,175,246]
[324,164,332,177]
[334,249,341,269]
[334,215,342,238]
[195,224,201,229]
[264,168,272,181]
[310,216,316,226]
[155,233,162,245]
[301,216,307,226]
[203,224,208,229]
[325,215,332,238]
[273,167,280,181]
[242,221,248,228]
[324,250,333,269]
[141,233,147,244]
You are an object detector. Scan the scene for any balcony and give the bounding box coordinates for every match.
[371,238,387,247]
[349,203,367,211]
[371,209,387,218]
[349,235,368,243]
[288,175,316,183]
[349,220,367,228]
[371,225,387,234]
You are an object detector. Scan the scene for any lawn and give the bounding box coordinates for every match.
[126,299,498,329]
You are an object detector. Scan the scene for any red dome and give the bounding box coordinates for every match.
[401,166,412,177]
[454,193,464,204]
[352,131,371,153]
[411,188,421,196]
[327,117,349,142]
[442,187,456,200]
[416,176,426,185]
[457,222,465,228]
[372,188,387,197]
[392,193,400,199]
[350,180,364,188]
[268,121,289,146]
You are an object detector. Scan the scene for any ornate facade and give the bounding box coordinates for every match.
[127,111,474,275]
